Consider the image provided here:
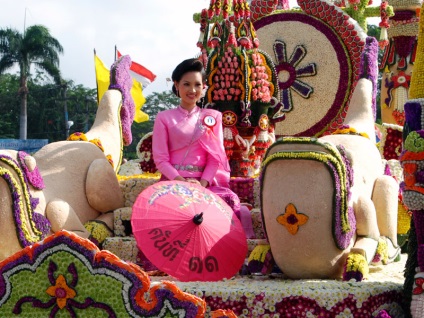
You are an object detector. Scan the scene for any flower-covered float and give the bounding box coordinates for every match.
[0,0,414,317]
[111,0,408,316]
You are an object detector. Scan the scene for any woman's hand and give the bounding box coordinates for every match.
[200,179,209,188]
[174,176,207,188]
[186,178,201,185]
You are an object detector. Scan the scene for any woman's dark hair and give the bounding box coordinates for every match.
[171,58,206,96]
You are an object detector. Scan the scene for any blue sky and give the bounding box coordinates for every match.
[1,0,380,95]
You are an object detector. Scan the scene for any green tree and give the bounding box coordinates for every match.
[0,74,97,142]
[0,73,20,137]
[0,25,64,139]
[124,90,178,159]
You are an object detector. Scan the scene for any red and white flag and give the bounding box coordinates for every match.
[117,50,156,88]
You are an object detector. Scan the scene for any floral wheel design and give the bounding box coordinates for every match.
[254,10,362,137]
[222,111,238,127]
[274,40,317,113]
[258,114,269,131]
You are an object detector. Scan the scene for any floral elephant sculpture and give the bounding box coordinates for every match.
[254,37,400,280]
[0,56,136,261]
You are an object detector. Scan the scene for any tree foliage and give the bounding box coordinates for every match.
[0,25,64,139]
[0,72,179,158]
[124,90,178,159]
[0,73,97,142]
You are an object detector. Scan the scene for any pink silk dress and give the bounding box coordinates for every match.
[153,105,231,187]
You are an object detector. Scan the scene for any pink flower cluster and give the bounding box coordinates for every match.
[212,48,243,102]
[250,53,271,103]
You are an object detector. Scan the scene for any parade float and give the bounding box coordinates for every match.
[0,0,422,316]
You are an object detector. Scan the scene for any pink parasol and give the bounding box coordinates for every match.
[131,180,247,282]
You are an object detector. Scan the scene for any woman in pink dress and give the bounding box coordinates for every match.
[153,58,230,189]
[152,58,254,238]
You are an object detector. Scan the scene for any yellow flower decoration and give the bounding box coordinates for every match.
[84,220,113,245]
[344,252,369,279]
[46,274,77,309]
[248,244,271,263]
[67,132,88,141]
[332,126,369,139]
[106,154,114,168]
[258,114,269,131]
[276,203,309,235]
[89,138,105,152]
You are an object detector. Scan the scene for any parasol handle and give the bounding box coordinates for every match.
[193,212,204,225]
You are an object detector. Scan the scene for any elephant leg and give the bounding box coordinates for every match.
[46,199,90,239]
[352,196,380,263]
[372,175,401,263]
[372,175,399,247]
[86,159,124,213]
[354,196,381,240]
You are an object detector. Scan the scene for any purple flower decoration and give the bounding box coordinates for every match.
[375,309,392,318]
[359,37,378,121]
[405,101,423,132]
[0,154,51,247]
[109,55,135,146]
[17,151,45,190]
[273,40,317,114]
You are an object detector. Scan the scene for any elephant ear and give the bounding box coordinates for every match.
[109,55,135,146]
[86,159,124,212]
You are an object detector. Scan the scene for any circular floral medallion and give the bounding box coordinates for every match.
[222,110,238,127]
[254,12,356,137]
[258,114,269,131]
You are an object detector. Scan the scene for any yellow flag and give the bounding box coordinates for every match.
[95,53,149,123]
[131,79,149,123]
[94,54,110,105]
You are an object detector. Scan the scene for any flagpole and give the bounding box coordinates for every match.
[114,45,117,61]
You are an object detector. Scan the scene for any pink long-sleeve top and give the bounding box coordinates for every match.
[153,106,230,187]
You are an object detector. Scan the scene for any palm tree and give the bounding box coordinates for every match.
[0,25,63,139]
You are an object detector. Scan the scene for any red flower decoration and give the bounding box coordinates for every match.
[413,277,424,295]
[392,71,411,89]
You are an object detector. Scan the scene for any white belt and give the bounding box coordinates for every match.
[173,164,205,172]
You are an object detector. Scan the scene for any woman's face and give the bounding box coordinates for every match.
[175,71,204,109]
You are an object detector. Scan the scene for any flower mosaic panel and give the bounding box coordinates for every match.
[0,231,206,318]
